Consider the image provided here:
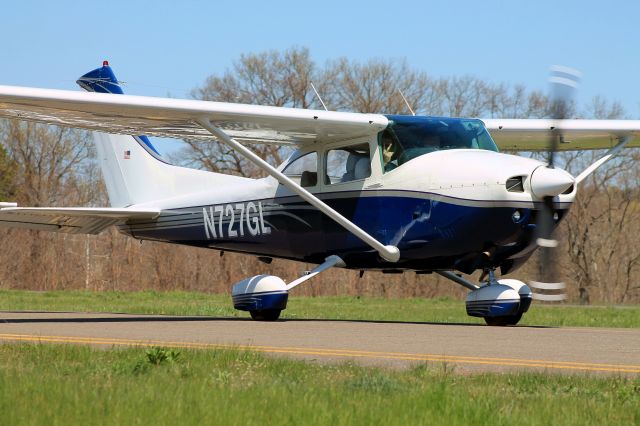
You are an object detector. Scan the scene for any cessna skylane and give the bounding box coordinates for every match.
[0,62,638,325]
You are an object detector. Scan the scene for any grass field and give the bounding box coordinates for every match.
[0,289,639,328]
[0,344,637,425]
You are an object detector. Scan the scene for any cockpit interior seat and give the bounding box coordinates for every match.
[300,170,317,187]
[353,157,370,180]
[341,154,361,182]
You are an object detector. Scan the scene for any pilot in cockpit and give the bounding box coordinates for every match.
[381,131,400,172]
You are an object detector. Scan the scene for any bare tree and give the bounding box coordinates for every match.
[0,120,99,290]
[0,143,17,201]
[0,120,96,206]
[179,47,316,175]
[557,98,640,303]
[321,58,432,114]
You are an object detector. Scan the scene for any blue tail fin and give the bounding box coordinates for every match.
[76,60,124,94]
[76,61,161,157]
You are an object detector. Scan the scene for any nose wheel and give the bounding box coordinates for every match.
[484,313,523,326]
[249,309,282,321]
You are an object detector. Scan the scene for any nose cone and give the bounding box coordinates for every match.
[530,166,575,198]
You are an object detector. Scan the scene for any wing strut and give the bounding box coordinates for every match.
[574,136,633,184]
[195,118,400,263]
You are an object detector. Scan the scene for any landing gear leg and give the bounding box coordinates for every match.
[486,269,498,285]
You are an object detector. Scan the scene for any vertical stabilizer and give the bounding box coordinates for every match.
[78,62,247,207]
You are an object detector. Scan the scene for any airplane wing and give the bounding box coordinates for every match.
[0,84,400,261]
[483,118,640,151]
[3,84,639,150]
[0,206,160,234]
[0,85,388,145]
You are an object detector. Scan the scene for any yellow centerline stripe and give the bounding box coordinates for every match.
[0,333,635,369]
[0,333,638,374]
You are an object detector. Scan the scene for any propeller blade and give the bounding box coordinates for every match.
[532,65,581,301]
[546,65,581,168]
[536,196,557,248]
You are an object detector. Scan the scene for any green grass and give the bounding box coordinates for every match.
[0,289,638,328]
[0,344,637,425]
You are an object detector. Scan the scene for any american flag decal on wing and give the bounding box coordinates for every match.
[124,150,131,159]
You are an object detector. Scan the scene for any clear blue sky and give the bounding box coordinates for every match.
[1,0,638,152]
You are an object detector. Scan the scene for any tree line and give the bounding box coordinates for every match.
[0,46,638,303]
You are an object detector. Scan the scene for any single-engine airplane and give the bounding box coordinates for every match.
[0,62,638,325]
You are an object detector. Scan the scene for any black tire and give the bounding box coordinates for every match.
[249,309,281,321]
[484,313,523,326]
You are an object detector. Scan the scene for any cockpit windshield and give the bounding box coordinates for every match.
[380,115,499,171]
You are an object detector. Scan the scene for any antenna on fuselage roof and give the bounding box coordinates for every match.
[397,88,416,116]
[310,81,328,111]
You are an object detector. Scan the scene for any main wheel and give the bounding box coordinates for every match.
[484,313,523,326]
[249,309,281,321]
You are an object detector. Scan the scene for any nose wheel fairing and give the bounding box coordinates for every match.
[464,278,533,326]
[232,290,289,312]
[466,297,521,317]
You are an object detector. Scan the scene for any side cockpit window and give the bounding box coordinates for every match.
[325,143,371,184]
[282,151,318,187]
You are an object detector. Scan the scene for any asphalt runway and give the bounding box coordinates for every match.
[0,311,638,374]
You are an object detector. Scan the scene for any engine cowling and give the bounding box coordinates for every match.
[232,275,289,312]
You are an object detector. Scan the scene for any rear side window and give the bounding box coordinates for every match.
[325,143,371,184]
[282,151,318,187]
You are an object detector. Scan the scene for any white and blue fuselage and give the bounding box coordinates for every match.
[80,64,574,275]
[120,144,574,274]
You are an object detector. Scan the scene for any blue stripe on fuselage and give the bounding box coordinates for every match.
[119,192,554,270]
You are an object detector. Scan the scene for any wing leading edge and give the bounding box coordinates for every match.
[0,207,160,234]
[0,85,388,145]
[2,83,639,151]
[483,118,640,151]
